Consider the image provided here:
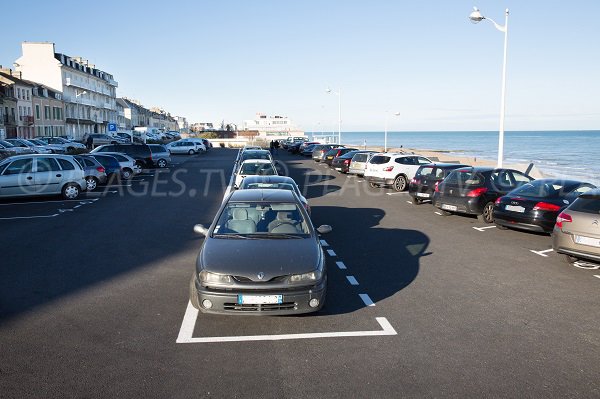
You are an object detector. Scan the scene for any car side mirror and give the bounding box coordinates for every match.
[193,224,209,237]
[317,225,332,234]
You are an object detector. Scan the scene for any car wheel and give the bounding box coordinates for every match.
[188,149,195,155]
[369,182,379,188]
[62,183,80,200]
[478,201,495,223]
[393,175,407,192]
[189,274,201,310]
[122,168,133,179]
[67,146,74,152]
[85,176,98,191]
[411,197,422,205]
[157,159,167,168]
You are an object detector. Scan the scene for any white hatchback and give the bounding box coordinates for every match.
[364,153,432,191]
[234,159,278,187]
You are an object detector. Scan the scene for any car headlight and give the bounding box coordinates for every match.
[289,269,323,283]
[199,271,233,285]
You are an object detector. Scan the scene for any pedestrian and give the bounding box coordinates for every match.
[269,140,274,155]
[273,140,280,154]
[85,134,93,150]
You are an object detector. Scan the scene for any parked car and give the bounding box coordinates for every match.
[409,163,470,204]
[493,179,596,233]
[238,175,310,214]
[82,154,122,182]
[238,149,273,163]
[84,133,121,147]
[0,141,24,157]
[148,144,171,168]
[553,188,600,266]
[364,153,432,191]
[330,150,366,173]
[301,143,320,157]
[91,144,154,168]
[97,152,139,179]
[432,167,534,223]
[312,144,341,162]
[234,159,277,187]
[38,137,86,152]
[179,138,207,152]
[73,155,108,191]
[0,154,85,199]
[348,151,377,176]
[5,138,53,154]
[189,189,331,315]
[297,142,320,155]
[27,139,65,154]
[167,140,204,155]
[322,147,359,166]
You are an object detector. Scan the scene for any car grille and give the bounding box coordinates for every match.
[233,275,288,283]
[223,302,297,312]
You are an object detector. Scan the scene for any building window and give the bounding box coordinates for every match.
[27,106,31,116]
[44,106,50,119]
[36,105,40,119]
[26,90,30,101]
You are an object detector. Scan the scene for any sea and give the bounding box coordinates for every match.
[308,130,600,186]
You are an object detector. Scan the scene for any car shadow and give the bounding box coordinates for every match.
[309,205,429,316]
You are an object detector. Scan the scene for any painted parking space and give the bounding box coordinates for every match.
[0,198,99,221]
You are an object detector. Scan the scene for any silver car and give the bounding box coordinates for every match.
[5,138,53,154]
[73,155,108,191]
[148,144,171,168]
[348,151,376,176]
[38,137,87,153]
[0,154,86,199]
[98,152,139,179]
[553,188,600,266]
[190,189,332,315]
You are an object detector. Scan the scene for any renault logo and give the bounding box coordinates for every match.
[257,272,265,280]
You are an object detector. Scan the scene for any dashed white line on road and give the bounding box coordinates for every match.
[530,248,553,257]
[0,198,98,206]
[594,275,600,279]
[473,226,497,232]
[406,201,412,204]
[346,276,359,286]
[359,294,375,307]
[434,211,442,215]
[73,205,81,209]
[176,302,396,343]
[386,192,409,196]
[327,249,337,257]
[320,240,329,247]
[0,214,59,220]
[336,261,347,270]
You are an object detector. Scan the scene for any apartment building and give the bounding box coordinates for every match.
[1,83,18,139]
[174,116,188,133]
[0,69,34,138]
[14,42,118,140]
[30,83,66,137]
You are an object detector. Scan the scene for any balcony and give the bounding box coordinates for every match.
[20,115,34,126]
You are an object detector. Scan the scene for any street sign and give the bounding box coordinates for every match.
[108,123,117,132]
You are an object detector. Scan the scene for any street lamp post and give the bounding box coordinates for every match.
[75,89,87,139]
[469,6,509,168]
[384,111,401,152]
[325,88,341,145]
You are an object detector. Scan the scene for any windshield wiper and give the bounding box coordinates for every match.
[252,233,304,239]
[212,234,256,239]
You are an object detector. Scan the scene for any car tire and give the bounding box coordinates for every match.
[157,159,167,168]
[122,168,133,179]
[188,149,195,155]
[411,197,422,205]
[189,274,201,310]
[478,201,495,223]
[85,176,98,191]
[393,175,407,192]
[62,183,80,200]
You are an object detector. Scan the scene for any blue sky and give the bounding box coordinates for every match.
[1,0,598,132]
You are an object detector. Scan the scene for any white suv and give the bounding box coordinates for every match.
[364,153,432,191]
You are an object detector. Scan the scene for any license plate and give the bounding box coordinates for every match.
[416,192,430,198]
[335,167,342,171]
[574,235,600,248]
[441,204,457,211]
[237,295,283,305]
[505,205,525,213]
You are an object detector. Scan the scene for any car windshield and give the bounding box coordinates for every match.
[241,151,270,161]
[239,162,276,176]
[0,140,15,148]
[28,139,45,145]
[241,182,298,196]
[214,202,309,237]
[510,180,569,198]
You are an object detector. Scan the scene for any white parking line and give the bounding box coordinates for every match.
[530,249,553,257]
[0,198,98,206]
[176,302,396,343]
[386,192,409,196]
[327,249,337,257]
[406,201,412,204]
[320,240,329,247]
[594,275,600,279]
[359,294,375,307]
[0,214,59,220]
[572,261,600,270]
[346,276,359,286]
[336,261,347,270]
[85,190,117,195]
[473,226,497,232]
[434,211,442,215]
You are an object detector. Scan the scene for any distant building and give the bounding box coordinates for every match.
[0,68,34,138]
[29,83,65,137]
[0,81,18,139]
[242,113,303,140]
[14,42,118,140]
[174,116,188,133]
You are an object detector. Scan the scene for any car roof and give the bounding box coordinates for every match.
[240,159,272,164]
[420,163,470,168]
[240,175,296,185]
[229,188,297,202]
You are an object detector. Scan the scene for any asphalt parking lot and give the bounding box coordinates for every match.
[1,148,598,398]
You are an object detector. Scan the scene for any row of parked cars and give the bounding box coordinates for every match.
[188,145,331,315]
[287,140,600,268]
[0,137,86,159]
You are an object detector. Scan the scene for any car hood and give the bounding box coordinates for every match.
[198,236,321,280]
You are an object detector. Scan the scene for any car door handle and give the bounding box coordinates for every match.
[56,174,62,177]
[27,176,33,180]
